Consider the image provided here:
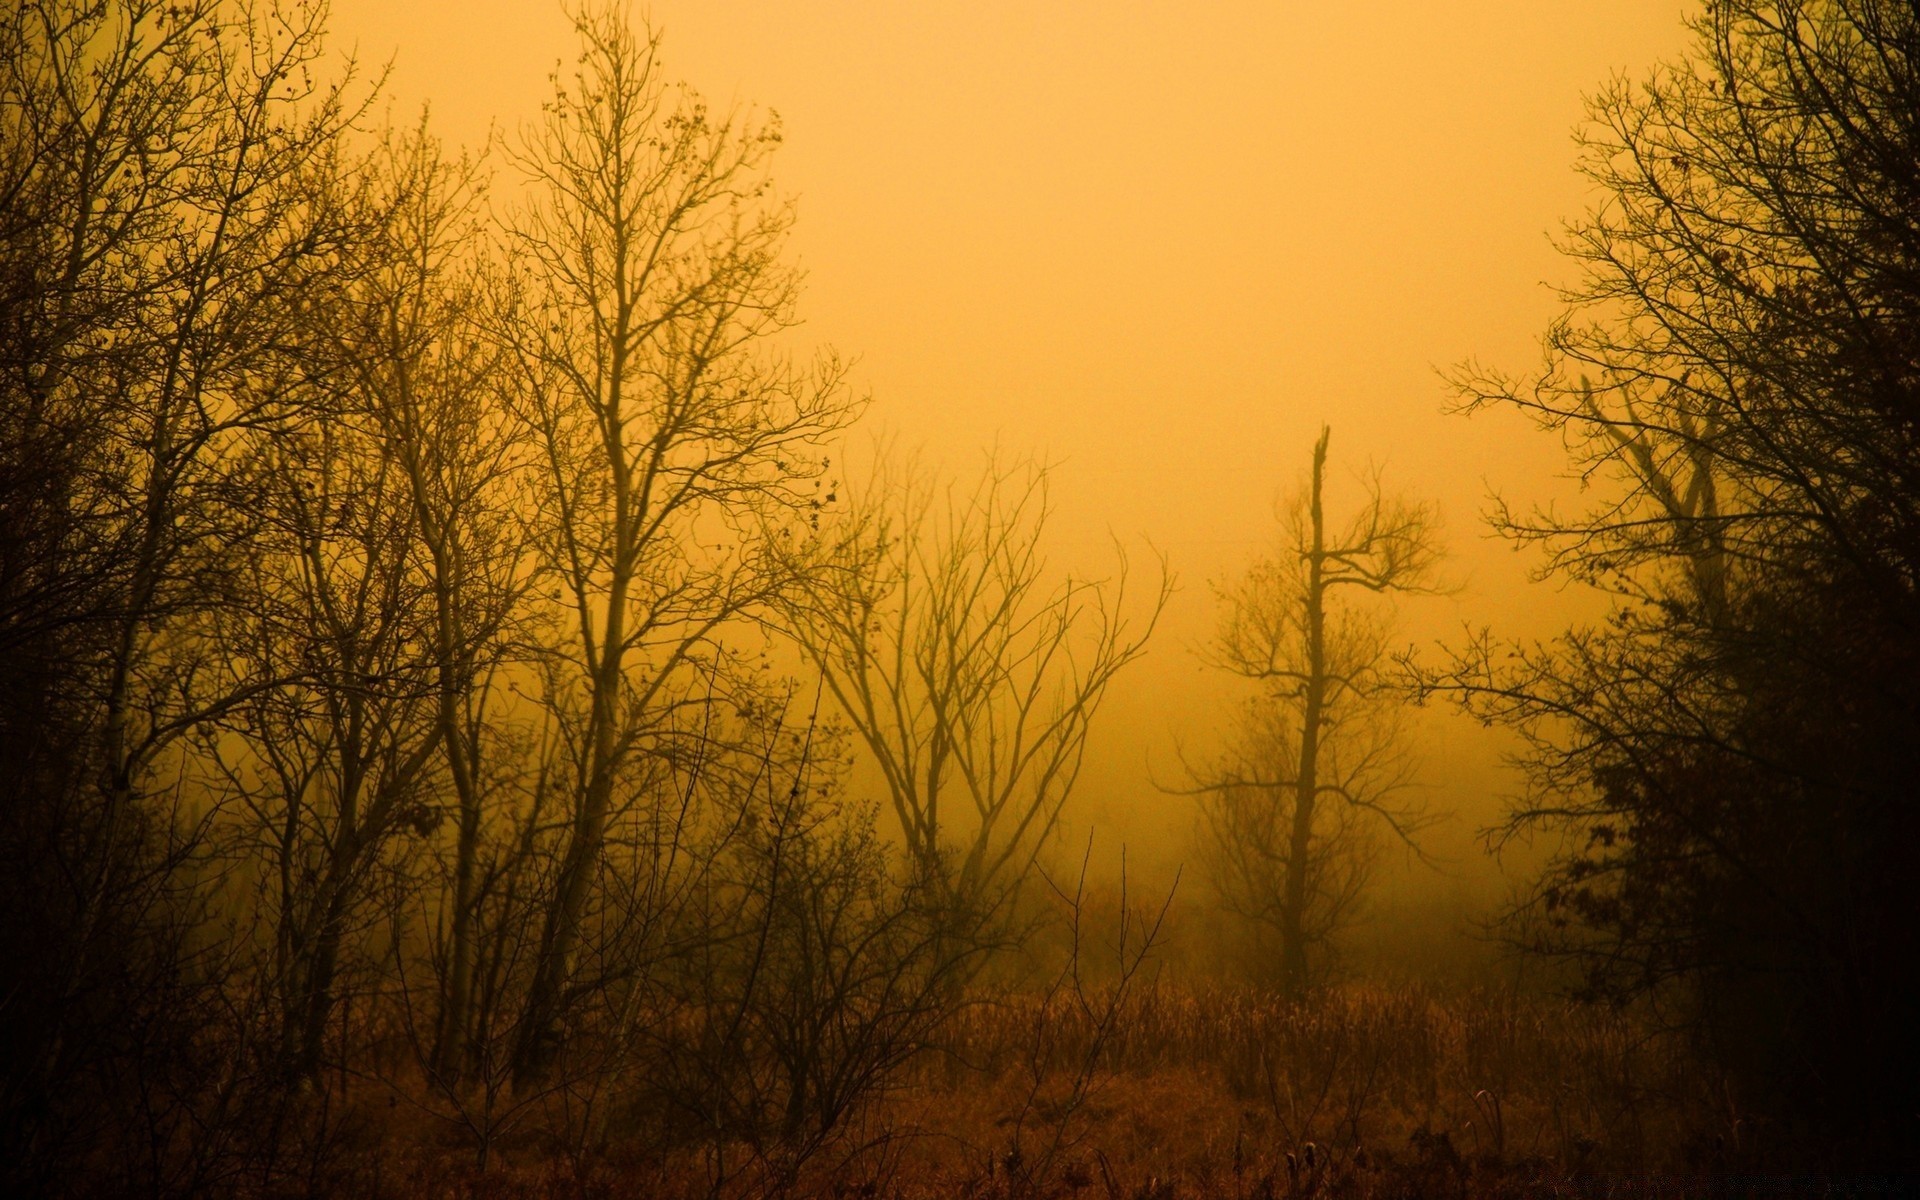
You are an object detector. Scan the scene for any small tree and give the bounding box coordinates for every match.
[645,710,969,1185]
[786,455,1168,926]
[1184,428,1440,998]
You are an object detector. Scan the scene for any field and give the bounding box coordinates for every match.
[291,982,1882,1200]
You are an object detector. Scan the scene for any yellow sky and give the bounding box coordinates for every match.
[324,0,1698,924]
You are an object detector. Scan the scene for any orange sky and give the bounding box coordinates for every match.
[324,0,1698,937]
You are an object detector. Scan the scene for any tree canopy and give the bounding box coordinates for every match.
[1442,0,1920,1128]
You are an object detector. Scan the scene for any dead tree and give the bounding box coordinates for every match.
[1185,428,1440,998]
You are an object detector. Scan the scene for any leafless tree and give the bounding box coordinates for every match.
[631,697,977,1190]
[497,6,859,1084]
[201,395,444,1086]
[785,454,1169,926]
[0,0,373,1175]
[1180,427,1440,998]
[309,118,531,1080]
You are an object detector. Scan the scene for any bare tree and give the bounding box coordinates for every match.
[498,7,858,1084]
[0,0,372,1169]
[639,699,975,1189]
[1182,427,1440,998]
[786,455,1169,922]
[312,119,530,1080]
[192,113,529,1091]
[202,396,444,1085]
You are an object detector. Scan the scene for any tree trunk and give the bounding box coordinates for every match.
[1279,428,1330,1001]
[428,544,483,1078]
[435,728,482,1078]
[513,608,626,1085]
[298,897,347,1084]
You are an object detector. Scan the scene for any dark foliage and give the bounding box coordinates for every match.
[1443,0,1920,1147]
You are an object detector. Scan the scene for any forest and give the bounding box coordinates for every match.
[2,1,1917,1196]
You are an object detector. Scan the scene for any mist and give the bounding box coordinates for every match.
[4,1,1916,1196]
[319,0,1698,962]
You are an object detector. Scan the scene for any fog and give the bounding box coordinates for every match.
[323,0,1691,960]
[15,1,1914,1192]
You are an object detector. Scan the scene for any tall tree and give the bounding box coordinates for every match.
[312,120,527,1080]
[1441,0,1920,1127]
[200,120,523,1086]
[0,0,368,1169]
[500,7,858,1083]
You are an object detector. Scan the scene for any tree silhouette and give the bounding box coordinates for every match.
[785,454,1167,924]
[498,8,858,1084]
[1183,428,1440,998]
[1439,0,1920,1128]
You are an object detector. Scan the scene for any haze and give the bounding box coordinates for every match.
[18,0,1919,1190]
[318,1,1686,909]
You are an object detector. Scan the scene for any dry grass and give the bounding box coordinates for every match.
[861,982,1718,1199]
[300,980,1842,1200]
